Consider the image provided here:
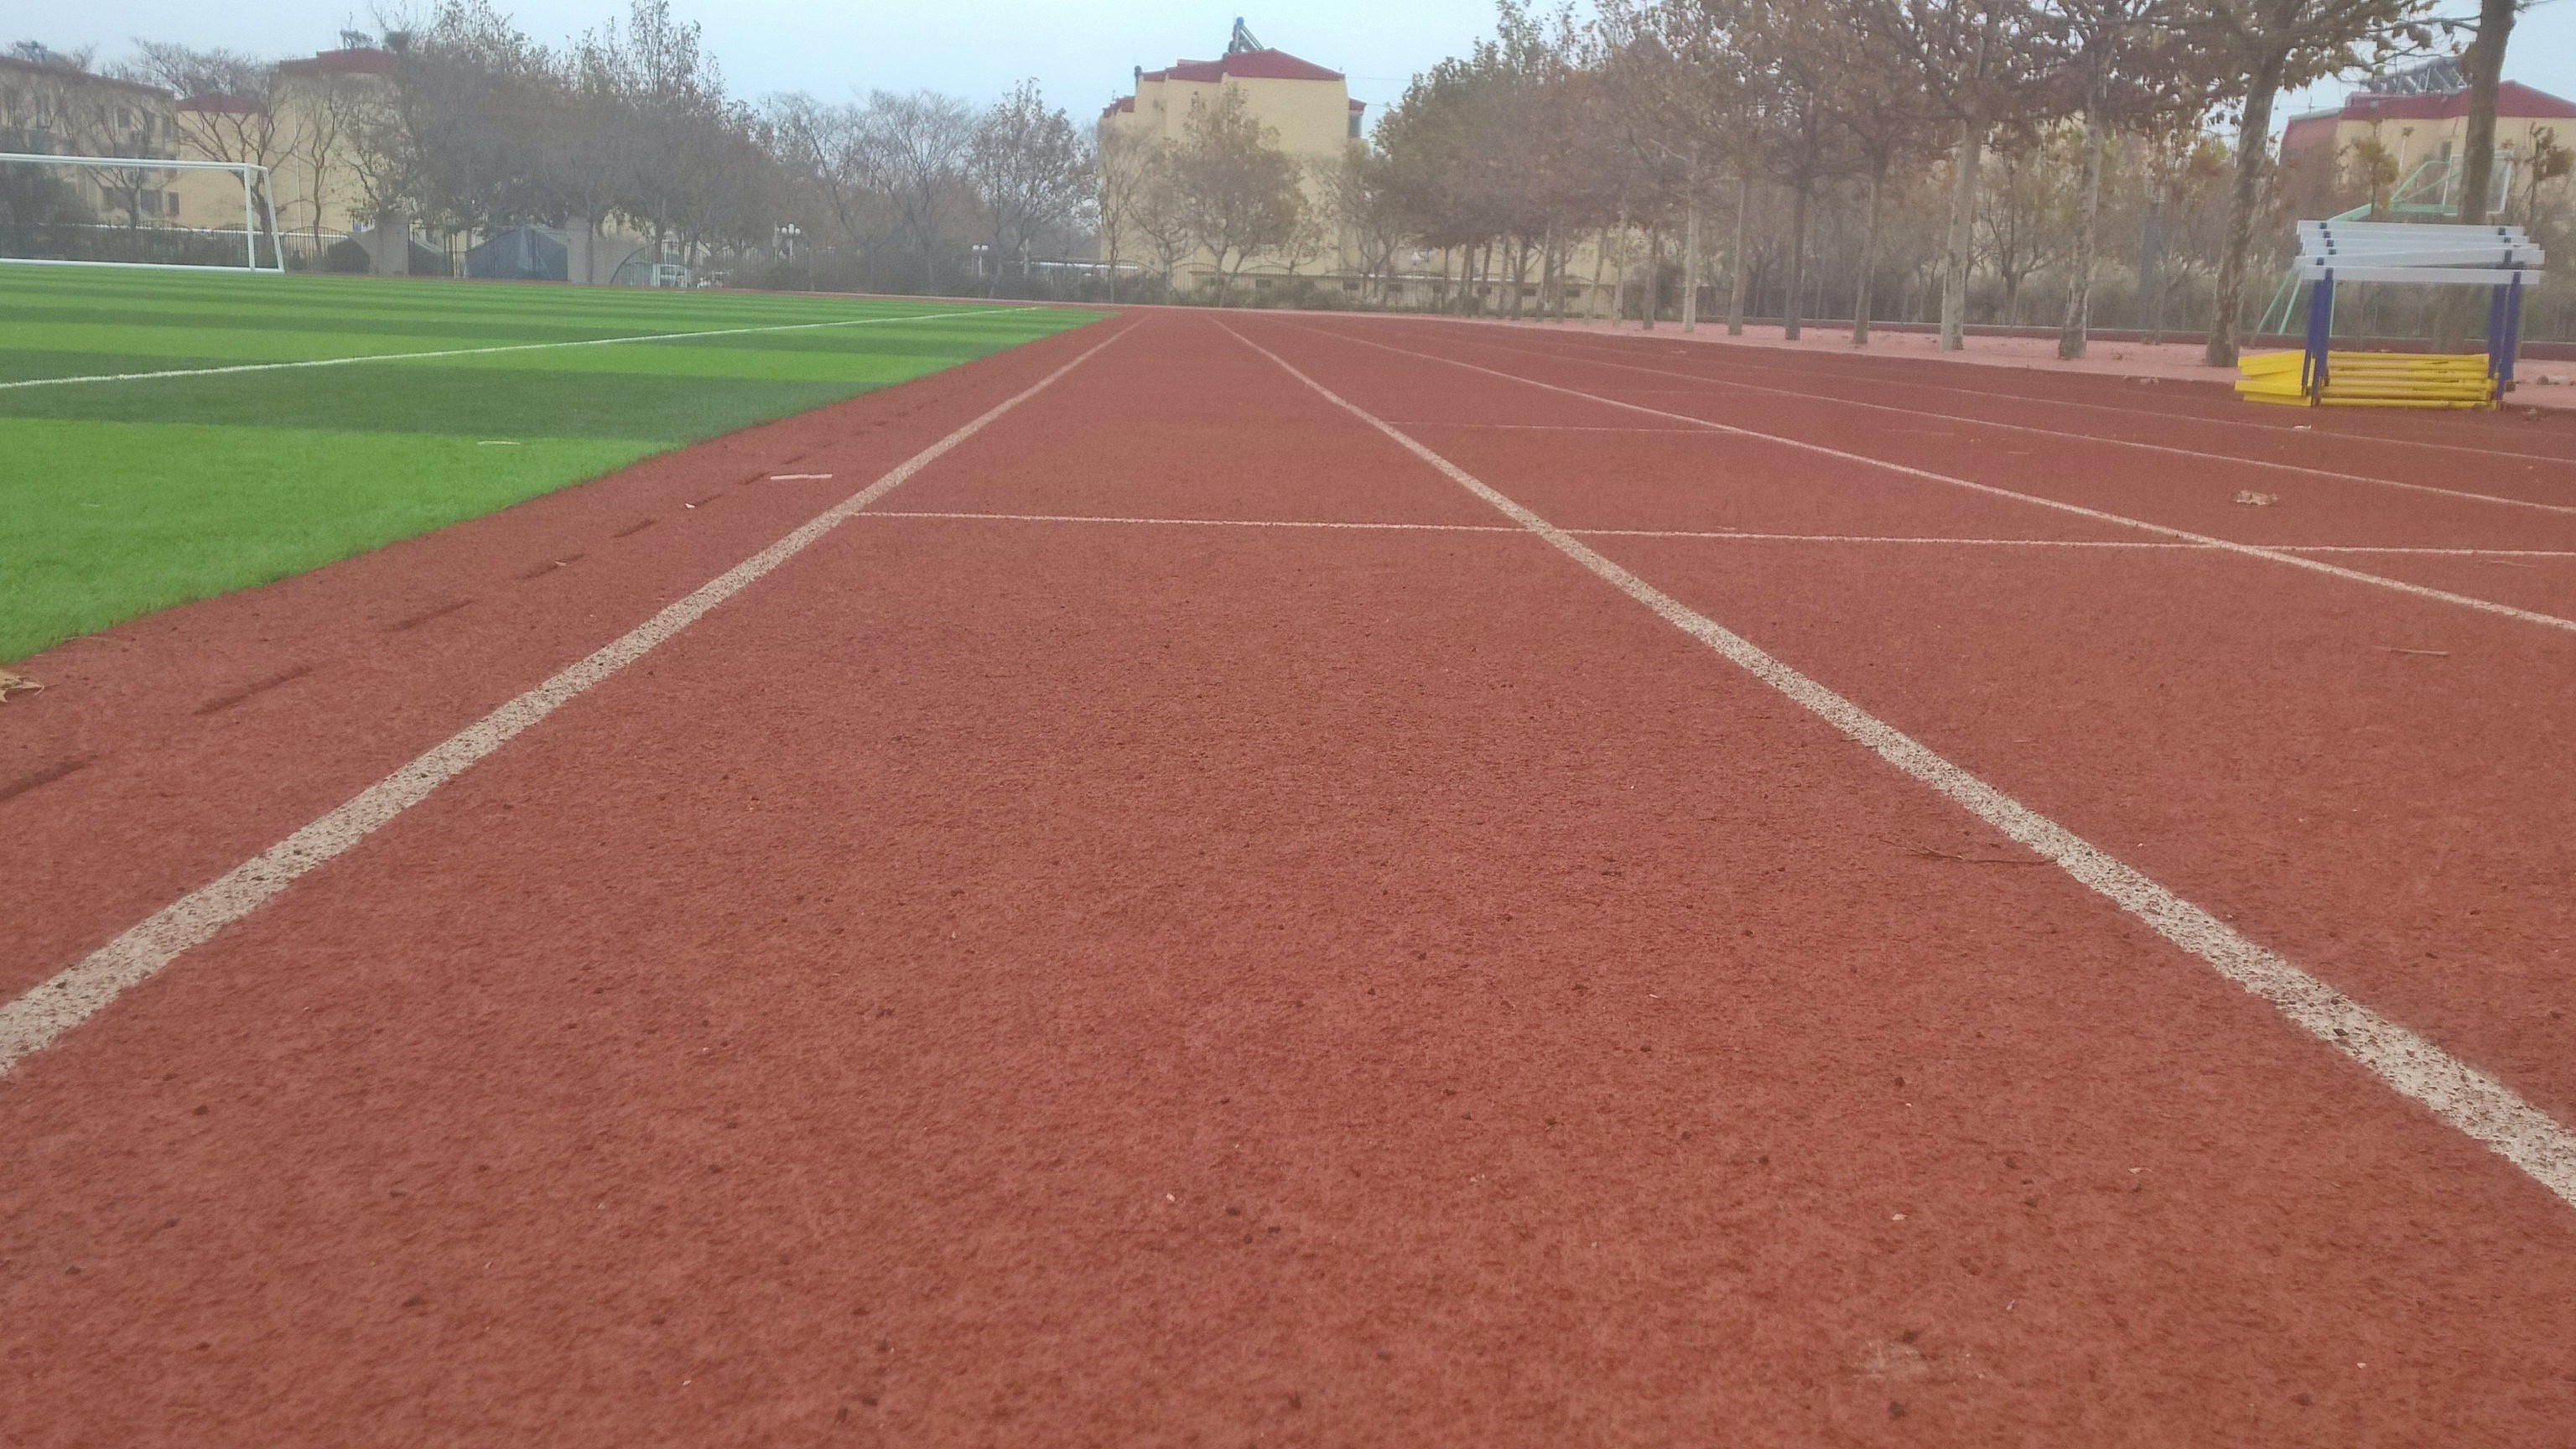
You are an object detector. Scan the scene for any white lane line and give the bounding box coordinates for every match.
[0,306,1037,391]
[1381,422,1717,434]
[769,473,836,480]
[1465,319,2576,474]
[0,322,1135,1077]
[1417,325,2576,517]
[1292,322,2576,636]
[864,511,2576,558]
[866,510,1520,533]
[1223,319,2576,1211]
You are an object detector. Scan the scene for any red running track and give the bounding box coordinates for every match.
[4,309,2574,1445]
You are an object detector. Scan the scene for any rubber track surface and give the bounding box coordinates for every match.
[5,311,2573,1445]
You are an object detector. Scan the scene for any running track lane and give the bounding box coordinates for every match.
[5,310,2575,1443]
[1250,314,2576,1122]
[1325,319,2576,607]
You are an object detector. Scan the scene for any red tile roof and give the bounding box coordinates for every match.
[0,55,169,96]
[1139,47,1343,86]
[2336,80,2576,123]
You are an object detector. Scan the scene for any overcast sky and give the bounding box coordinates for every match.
[20,0,2576,129]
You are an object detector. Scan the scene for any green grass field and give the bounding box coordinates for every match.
[0,266,1101,662]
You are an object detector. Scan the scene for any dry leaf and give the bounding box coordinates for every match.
[2234,491,2278,506]
[0,668,40,702]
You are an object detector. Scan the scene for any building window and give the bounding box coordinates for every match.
[165,191,181,216]
[1348,111,1361,139]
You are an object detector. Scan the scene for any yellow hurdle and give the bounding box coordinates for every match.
[2236,350,2498,409]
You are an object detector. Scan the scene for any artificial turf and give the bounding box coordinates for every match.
[0,266,1102,662]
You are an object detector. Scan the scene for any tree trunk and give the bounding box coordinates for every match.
[1608,206,1628,323]
[2058,102,2107,360]
[2205,58,2283,368]
[1682,154,1702,331]
[1644,226,1661,330]
[1592,223,1613,320]
[1940,117,1983,351]
[1726,176,1749,335]
[1853,164,1884,345]
[2138,193,2166,340]
[1784,182,1811,341]
[2438,0,2517,350]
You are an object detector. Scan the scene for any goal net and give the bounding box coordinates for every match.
[0,152,283,272]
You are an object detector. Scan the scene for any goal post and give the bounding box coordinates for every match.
[0,153,285,273]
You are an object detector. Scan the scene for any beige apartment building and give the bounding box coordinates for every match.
[1,46,387,260]
[1098,23,1367,293]
[0,52,204,230]
[1097,23,1638,312]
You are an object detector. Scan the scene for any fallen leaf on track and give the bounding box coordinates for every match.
[0,668,40,702]
[2234,491,2278,506]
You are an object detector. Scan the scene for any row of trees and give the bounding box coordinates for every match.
[768,80,1090,294]
[72,1,1096,290]
[1345,0,2533,361]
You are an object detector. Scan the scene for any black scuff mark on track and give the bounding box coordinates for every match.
[614,518,657,539]
[384,599,473,632]
[0,756,91,806]
[195,662,318,716]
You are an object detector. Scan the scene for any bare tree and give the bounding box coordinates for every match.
[130,43,288,253]
[967,80,1088,293]
[1328,141,1409,304]
[771,94,880,257]
[1093,126,1155,302]
[857,89,975,293]
[1864,0,2059,349]
[2048,0,2212,357]
[1599,0,1753,330]
[1168,86,1304,305]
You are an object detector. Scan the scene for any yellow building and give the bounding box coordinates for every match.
[1098,22,1366,293]
[2282,63,2576,218]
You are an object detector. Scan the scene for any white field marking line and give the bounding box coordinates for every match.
[1292,321,2576,636]
[1223,319,2576,1209]
[0,306,1031,391]
[1422,325,2576,517]
[863,510,2576,559]
[1474,319,2576,475]
[0,322,1135,1078]
[769,473,836,480]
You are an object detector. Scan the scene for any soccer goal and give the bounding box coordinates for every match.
[0,152,284,273]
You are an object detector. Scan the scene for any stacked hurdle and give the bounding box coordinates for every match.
[2235,221,2546,409]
